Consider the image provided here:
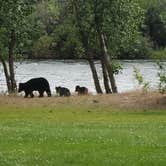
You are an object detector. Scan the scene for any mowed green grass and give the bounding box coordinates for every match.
[0,105,166,166]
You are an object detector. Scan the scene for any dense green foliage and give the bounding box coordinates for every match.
[1,0,163,59]
[0,0,36,59]
[0,0,165,94]
[0,0,37,92]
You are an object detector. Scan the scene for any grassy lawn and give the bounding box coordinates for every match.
[0,94,165,166]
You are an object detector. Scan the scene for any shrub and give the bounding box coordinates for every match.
[156,61,166,94]
[151,48,166,59]
[118,36,153,59]
[32,35,53,58]
[133,66,150,92]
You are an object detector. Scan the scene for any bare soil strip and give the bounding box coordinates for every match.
[0,91,165,110]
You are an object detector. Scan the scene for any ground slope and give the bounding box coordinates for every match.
[0,92,165,166]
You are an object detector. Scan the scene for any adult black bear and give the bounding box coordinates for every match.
[18,77,51,98]
[56,86,71,97]
[75,85,88,95]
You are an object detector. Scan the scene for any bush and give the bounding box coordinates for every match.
[151,48,166,59]
[32,35,53,58]
[133,66,150,92]
[118,36,153,59]
[51,22,84,59]
[156,61,166,94]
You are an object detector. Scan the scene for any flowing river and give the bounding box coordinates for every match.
[0,60,164,94]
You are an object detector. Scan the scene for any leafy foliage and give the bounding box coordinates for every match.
[0,0,166,59]
[119,36,153,59]
[51,20,84,59]
[32,35,53,58]
[0,0,36,58]
[156,61,166,94]
[133,66,150,92]
[144,6,166,48]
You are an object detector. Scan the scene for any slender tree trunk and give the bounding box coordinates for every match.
[81,39,103,94]
[0,58,11,92]
[101,57,112,93]
[87,54,103,94]
[98,32,118,93]
[73,0,102,94]
[93,0,117,93]
[8,30,17,92]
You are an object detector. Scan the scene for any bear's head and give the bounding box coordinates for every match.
[55,86,61,93]
[75,85,80,92]
[18,83,25,92]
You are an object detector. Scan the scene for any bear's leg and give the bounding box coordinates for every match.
[46,89,51,97]
[30,92,34,98]
[24,92,29,98]
[64,91,68,97]
[59,91,63,97]
[67,91,71,96]
[39,91,44,97]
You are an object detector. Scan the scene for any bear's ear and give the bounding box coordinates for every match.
[75,85,79,90]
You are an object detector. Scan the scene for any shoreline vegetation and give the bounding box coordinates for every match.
[19,55,166,60]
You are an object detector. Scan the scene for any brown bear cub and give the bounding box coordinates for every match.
[18,77,51,98]
[75,85,88,95]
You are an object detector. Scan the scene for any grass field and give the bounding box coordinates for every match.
[0,92,165,166]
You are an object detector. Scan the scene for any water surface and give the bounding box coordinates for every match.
[0,60,162,94]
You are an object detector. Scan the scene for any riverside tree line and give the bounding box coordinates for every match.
[0,0,166,94]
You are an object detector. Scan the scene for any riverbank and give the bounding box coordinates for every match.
[0,92,165,166]
[0,91,165,110]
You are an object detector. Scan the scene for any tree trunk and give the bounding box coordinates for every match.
[73,1,103,94]
[93,1,117,93]
[99,32,118,93]
[8,30,17,92]
[101,57,112,93]
[0,58,11,92]
[87,55,103,94]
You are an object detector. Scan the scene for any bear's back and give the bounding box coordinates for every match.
[25,77,49,90]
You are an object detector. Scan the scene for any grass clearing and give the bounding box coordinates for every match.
[0,92,165,165]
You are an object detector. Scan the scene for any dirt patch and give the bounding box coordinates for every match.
[0,91,165,110]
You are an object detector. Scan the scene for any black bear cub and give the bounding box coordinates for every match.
[56,86,71,97]
[18,77,51,98]
[75,85,88,95]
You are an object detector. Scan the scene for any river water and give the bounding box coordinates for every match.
[0,60,163,94]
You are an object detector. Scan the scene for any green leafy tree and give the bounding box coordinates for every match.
[69,0,144,93]
[51,19,84,59]
[0,0,36,93]
[144,6,166,48]
[72,0,103,93]
[139,0,166,48]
